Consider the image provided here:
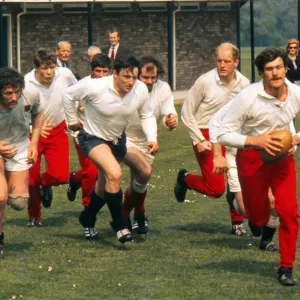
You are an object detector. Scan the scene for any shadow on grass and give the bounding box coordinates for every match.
[7,209,81,228]
[55,231,134,251]
[8,215,69,228]
[189,236,255,250]
[6,242,33,253]
[169,221,230,234]
[200,259,275,278]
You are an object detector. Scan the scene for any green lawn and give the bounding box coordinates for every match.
[1,105,300,299]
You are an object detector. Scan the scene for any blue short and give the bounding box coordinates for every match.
[78,128,127,162]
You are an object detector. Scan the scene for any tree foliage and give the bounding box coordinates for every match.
[240,0,298,46]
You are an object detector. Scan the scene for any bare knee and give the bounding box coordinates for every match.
[105,169,122,189]
[8,194,29,211]
[136,164,152,182]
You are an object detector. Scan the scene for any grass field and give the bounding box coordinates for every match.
[1,105,300,300]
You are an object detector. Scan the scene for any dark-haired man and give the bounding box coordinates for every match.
[67,54,113,239]
[0,68,43,256]
[102,28,132,61]
[63,56,158,244]
[122,56,177,234]
[25,49,77,227]
[216,47,300,286]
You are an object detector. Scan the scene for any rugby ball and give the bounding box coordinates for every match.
[260,129,293,164]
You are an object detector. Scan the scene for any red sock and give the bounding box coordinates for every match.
[72,171,82,185]
[121,188,135,218]
[134,189,147,215]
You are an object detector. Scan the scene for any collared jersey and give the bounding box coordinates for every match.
[63,75,157,142]
[25,67,77,127]
[217,79,300,148]
[126,79,177,145]
[181,68,250,143]
[0,82,42,146]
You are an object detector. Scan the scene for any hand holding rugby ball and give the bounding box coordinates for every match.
[260,129,293,164]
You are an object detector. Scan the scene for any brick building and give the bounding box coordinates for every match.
[1,1,240,90]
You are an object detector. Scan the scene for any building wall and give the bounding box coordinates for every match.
[15,6,236,90]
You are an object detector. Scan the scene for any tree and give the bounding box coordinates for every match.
[240,0,297,46]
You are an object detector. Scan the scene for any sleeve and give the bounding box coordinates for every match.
[138,93,157,143]
[181,78,206,143]
[208,101,232,143]
[22,84,43,115]
[30,91,43,115]
[216,95,249,148]
[159,84,178,128]
[63,80,89,126]
[70,72,78,86]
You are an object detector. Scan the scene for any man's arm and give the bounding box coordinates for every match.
[28,111,44,162]
[216,96,283,156]
[62,79,89,131]
[159,84,178,130]
[208,102,232,174]
[138,94,159,154]
[181,79,206,143]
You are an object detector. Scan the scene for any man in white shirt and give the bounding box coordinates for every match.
[0,68,43,257]
[63,56,159,244]
[176,43,250,235]
[216,47,300,286]
[67,54,113,240]
[56,41,72,68]
[122,56,177,234]
[25,49,77,227]
[209,101,292,252]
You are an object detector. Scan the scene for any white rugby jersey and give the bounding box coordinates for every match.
[217,79,300,148]
[126,79,177,145]
[0,82,42,146]
[25,67,77,127]
[181,68,250,143]
[63,75,157,142]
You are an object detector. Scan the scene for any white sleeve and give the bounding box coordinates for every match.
[181,79,206,143]
[71,72,78,86]
[63,80,88,126]
[216,96,248,148]
[208,101,232,143]
[138,94,157,143]
[160,86,178,128]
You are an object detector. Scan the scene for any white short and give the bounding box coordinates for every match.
[126,140,154,164]
[0,139,32,171]
[225,147,241,193]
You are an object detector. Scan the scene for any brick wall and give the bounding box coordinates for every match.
[16,7,236,90]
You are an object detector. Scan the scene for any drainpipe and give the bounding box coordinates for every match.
[17,3,26,72]
[87,3,93,46]
[167,2,181,91]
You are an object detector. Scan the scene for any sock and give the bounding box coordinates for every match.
[105,189,125,231]
[226,185,235,209]
[72,171,82,185]
[134,189,147,215]
[261,225,276,243]
[86,190,106,214]
[226,185,244,224]
[80,190,106,228]
[122,188,135,218]
[0,232,4,244]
